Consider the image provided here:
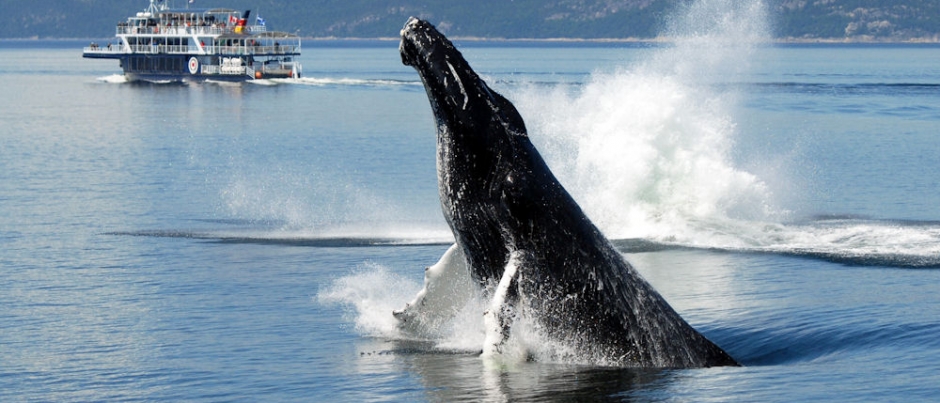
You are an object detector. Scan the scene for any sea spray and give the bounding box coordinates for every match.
[218,165,454,242]
[516,0,779,242]
[318,263,420,338]
[319,262,489,351]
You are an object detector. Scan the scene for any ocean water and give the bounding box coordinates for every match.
[3,5,940,402]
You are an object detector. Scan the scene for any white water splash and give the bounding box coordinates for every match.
[519,0,775,242]
[318,264,419,338]
[319,261,488,352]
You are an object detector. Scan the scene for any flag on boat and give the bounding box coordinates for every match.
[234,10,251,33]
[256,16,266,27]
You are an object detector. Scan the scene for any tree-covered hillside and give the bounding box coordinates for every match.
[1,0,937,41]
[775,0,940,41]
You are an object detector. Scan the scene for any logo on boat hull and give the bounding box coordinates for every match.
[188,57,199,75]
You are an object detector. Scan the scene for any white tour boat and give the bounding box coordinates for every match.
[83,0,302,82]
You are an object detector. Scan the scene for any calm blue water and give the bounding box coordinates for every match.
[2,28,940,403]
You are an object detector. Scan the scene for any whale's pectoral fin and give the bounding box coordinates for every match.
[482,250,527,356]
[394,244,474,337]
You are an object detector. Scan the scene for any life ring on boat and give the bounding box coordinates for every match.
[188,57,199,75]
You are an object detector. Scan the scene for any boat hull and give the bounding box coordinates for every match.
[84,53,299,82]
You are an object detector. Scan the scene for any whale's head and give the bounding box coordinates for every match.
[400,17,527,141]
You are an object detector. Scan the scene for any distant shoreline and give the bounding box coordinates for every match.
[305,36,940,45]
[3,36,939,46]
[303,35,940,44]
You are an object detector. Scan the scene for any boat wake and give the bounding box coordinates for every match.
[95,74,129,84]
[94,74,186,85]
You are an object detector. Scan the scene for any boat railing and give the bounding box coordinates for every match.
[125,44,201,54]
[214,45,300,56]
[84,44,299,56]
[116,24,267,36]
[83,44,126,54]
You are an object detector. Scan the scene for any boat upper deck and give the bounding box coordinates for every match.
[117,21,264,37]
[82,5,301,58]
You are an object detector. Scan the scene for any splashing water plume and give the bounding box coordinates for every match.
[319,262,490,352]
[519,0,775,245]
[318,264,419,337]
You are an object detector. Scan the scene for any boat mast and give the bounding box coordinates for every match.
[145,0,168,15]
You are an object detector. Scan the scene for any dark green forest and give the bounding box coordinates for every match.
[1,0,937,41]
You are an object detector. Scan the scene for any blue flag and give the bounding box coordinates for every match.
[256,16,266,26]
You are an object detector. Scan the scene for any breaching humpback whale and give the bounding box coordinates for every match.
[396,17,738,368]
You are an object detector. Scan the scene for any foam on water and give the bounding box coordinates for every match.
[742,219,940,267]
